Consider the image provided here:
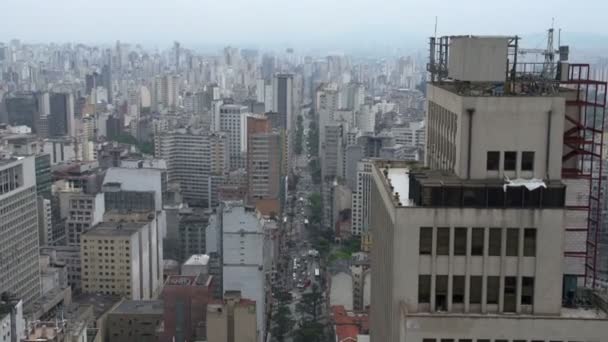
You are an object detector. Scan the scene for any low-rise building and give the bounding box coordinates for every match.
[160,273,214,342]
[105,299,164,342]
[207,291,257,342]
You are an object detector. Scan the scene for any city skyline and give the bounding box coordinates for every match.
[3,0,608,52]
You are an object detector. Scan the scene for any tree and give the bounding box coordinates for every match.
[271,304,294,342]
[292,320,326,342]
[307,192,323,226]
[296,284,323,321]
[295,115,304,155]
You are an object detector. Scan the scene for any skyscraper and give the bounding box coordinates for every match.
[49,92,75,137]
[0,157,41,308]
[246,115,282,215]
[272,74,294,133]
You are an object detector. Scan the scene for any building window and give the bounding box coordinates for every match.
[521,151,534,171]
[489,228,502,256]
[436,228,450,255]
[487,276,500,305]
[470,276,482,304]
[504,276,517,312]
[422,340,436,342]
[471,228,484,256]
[504,151,517,171]
[522,277,534,305]
[419,227,433,255]
[506,228,519,256]
[452,276,465,304]
[486,151,499,171]
[454,228,467,256]
[418,275,431,303]
[435,275,448,311]
[524,228,537,257]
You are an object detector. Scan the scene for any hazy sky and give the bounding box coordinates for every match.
[2,0,607,49]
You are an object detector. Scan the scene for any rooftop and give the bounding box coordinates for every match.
[83,221,146,237]
[184,254,210,266]
[73,293,121,319]
[109,300,163,315]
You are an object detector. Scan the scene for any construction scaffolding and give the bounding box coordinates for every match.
[561,64,607,289]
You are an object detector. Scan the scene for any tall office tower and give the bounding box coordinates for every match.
[246,115,282,215]
[174,41,180,70]
[351,160,373,238]
[85,72,101,96]
[153,75,179,111]
[0,157,41,308]
[5,92,39,131]
[221,202,269,341]
[155,128,228,208]
[49,92,75,137]
[256,79,265,103]
[81,211,163,300]
[219,104,248,170]
[369,36,608,341]
[101,64,112,104]
[272,74,294,132]
[206,291,257,342]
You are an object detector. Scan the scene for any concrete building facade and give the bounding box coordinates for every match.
[80,211,163,300]
[369,38,608,341]
[206,291,257,342]
[219,104,248,171]
[0,157,41,308]
[154,128,228,208]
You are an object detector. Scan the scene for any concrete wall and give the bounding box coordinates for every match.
[402,314,608,342]
[427,85,566,181]
[393,207,564,315]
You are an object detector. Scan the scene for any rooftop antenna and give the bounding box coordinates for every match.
[434,16,438,40]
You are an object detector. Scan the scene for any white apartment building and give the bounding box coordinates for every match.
[351,160,373,236]
[219,104,248,170]
[221,202,270,342]
[370,36,608,342]
[0,157,41,308]
[154,128,228,208]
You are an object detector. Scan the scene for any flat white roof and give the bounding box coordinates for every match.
[183,254,209,266]
[386,168,413,206]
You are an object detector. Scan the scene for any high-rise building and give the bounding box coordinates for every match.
[206,291,257,342]
[153,75,179,111]
[273,74,293,132]
[5,92,39,131]
[154,128,228,208]
[49,92,75,137]
[246,115,282,215]
[369,36,608,341]
[219,104,248,170]
[0,157,41,308]
[221,202,269,341]
[351,160,373,237]
[81,211,163,300]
